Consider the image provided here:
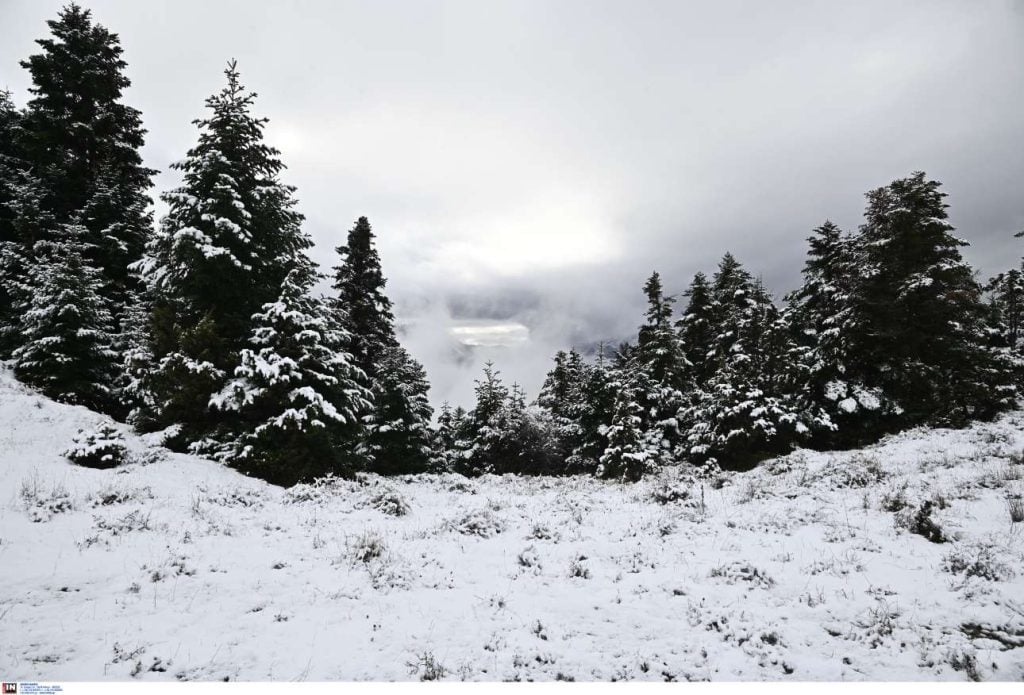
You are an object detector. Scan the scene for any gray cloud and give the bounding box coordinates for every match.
[2,0,1022,408]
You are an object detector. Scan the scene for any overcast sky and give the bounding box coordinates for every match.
[2,0,1023,408]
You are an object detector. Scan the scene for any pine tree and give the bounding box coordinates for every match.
[140,61,309,443]
[851,172,1014,425]
[212,261,368,485]
[360,345,434,475]
[18,4,155,317]
[13,225,117,410]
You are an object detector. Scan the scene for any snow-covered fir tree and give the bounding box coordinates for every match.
[331,215,434,474]
[598,365,659,481]
[18,4,155,320]
[677,271,716,386]
[460,361,510,476]
[13,225,117,411]
[986,265,1024,377]
[849,172,1016,427]
[212,260,369,485]
[782,221,888,446]
[536,348,589,470]
[140,61,309,445]
[682,254,803,469]
[0,90,27,347]
[634,271,690,460]
[359,344,434,475]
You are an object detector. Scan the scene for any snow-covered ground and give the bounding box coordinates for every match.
[2,368,1024,682]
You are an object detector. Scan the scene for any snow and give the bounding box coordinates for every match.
[2,366,1024,681]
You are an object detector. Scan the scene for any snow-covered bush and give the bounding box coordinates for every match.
[649,466,693,505]
[19,475,73,522]
[347,529,387,564]
[449,509,504,538]
[369,487,411,517]
[942,542,1014,582]
[709,562,775,589]
[897,500,948,544]
[64,425,127,469]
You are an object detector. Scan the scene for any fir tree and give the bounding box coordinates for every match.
[634,271,689,459]
[18,4,155,316]
[13,225,117,410]
[536,348,588,469]
[431,402,460,472]
[677,272,716,386]
[140,61,309,443]
[461,361,510,476]
[332,216,397,379]
[0,90,26,344]
[682,254,802,468]
[598,364,658,481]
[851,172,1015,425]
[212,261,368,485]
[360,345,434,475]
[784,221,888,445]
[330,215,433,474]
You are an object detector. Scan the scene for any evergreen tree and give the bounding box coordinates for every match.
[987,267,1024,353]
[18,4,155,316]
[360,345,434,475]
[784,221,889,444]
[0,90,27,344]
[212,261,368,485]
[330,215,433,474]
[117,282,159,430]
[634,271,689,459]
[536,348,589,469]
[850,172,1014,425]
[598,364,659,481]
[140,61,309,443]
[682,254,802,468]
[985,265,1024,386]
[12,225,117,410]
[461,361,510,476]
[677,272,716,386]
[574,345,618,472]
[431,402,461,472]
[332,216,397,378]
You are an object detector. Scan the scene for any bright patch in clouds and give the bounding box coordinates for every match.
[450,321,529,347]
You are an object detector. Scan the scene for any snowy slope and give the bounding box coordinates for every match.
[2,366,1024,682]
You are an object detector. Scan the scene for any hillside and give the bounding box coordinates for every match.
[2,367,1023,682]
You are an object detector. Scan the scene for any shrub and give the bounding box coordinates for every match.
[348,530,386,564]
[942,542,1014,582]
[907,501,947,543]
[369,488,411,517]
[449,509,504,538]
[1007,494,1023,523]
[19,475,73,522]
[64,425,127,469]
